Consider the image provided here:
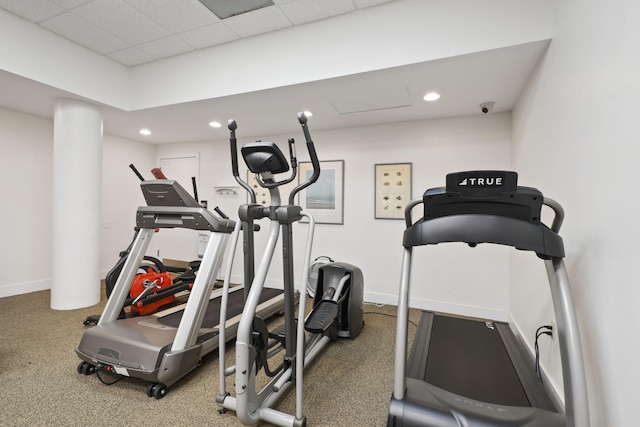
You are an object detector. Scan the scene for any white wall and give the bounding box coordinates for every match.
[0,107,156,297]
[511,0,640,425]
[2,106,513,313]
[0,107,53,296]
[101,133,157,272]
[157,113,513,320]
[0,9,128,109]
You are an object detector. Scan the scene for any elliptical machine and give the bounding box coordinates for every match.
[216,113,364,427]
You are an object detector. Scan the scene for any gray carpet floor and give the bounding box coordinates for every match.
[0,289,419,426]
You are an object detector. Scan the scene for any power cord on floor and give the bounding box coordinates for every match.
[95,364,126,385]
[363,303,418,328]
[534,325,553,382]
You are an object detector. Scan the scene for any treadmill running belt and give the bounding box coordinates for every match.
[158,287,283,329]
[424,315,530,407]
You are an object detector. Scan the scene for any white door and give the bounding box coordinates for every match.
[154,155,202,262]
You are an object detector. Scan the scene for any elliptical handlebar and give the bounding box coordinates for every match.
[288,112,320,205]
[227,113,321,206]
[228,119,257,204]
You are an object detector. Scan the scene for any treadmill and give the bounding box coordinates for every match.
[76,179,286,398]
[387,171,589,427]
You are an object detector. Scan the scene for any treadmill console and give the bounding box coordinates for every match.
[140,180,201,208]
[423,170,544,224]
[445,170,517,196]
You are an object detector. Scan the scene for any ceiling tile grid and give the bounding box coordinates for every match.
[222,6,292,38]
[49,0,92,8]
[40,12,129,54]
[0,0,396,67]
[279,0,356,26]
[176,22,239,50]
[123,0,220,33]
[0,0,63,22]
[137,35,194,59]
[72,0,170,45]
[353,0,393,7]
[107,45,154,66]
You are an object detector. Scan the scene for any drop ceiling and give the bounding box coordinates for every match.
[0,0,552,142]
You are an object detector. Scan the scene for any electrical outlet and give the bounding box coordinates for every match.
[550,320,556,340]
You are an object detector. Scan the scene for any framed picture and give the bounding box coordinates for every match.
[298,160,344,224]
[247,170,300,206]
[375,163,412,220]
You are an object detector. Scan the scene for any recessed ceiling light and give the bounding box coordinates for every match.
[423,92,441,102]
[209,121,222,128]
[139,128,151,136]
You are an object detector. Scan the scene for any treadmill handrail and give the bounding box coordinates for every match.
[136,206,235,233]
[402,197,565,259]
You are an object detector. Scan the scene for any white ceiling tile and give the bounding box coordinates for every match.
[72,0,169,44]
[49,0,92,9]
[353,0,394,8]
[0,0,63,22]
[137,35,194,59]
[123,0,220,33]
[107,46,154,66]
[41,12,128,54]
[279,0,355,25]
[178,23,239,49]
[223,6,292,38]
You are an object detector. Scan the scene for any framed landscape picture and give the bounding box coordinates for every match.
[298,160,344,224]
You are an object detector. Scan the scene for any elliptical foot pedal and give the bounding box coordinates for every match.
[304,300,338,333]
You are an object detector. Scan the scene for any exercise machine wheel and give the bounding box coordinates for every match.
[76,361,96,375]
[146,382,168,399]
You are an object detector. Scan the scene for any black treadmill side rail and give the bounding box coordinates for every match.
[406,311,433,380]
[495,322,558,411]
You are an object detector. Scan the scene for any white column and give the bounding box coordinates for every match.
[51,99,103,310]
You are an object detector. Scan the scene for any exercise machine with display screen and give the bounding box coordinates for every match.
[76,173,287,398]
[387,170,589,427]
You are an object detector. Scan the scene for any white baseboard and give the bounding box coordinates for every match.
[364,291,508,322]
[364,291,398,306]
[0,279,51,298]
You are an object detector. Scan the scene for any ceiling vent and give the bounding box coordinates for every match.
[198,0,275,19]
